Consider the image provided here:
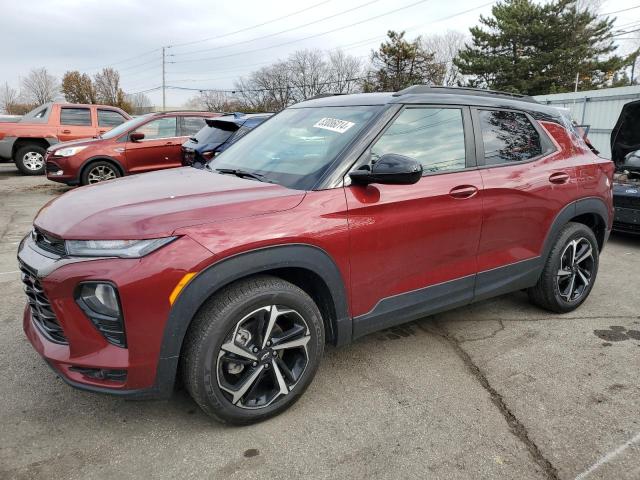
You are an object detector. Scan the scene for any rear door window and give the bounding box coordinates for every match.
[98,109,127,127]
[60,107,92,126]
[181,116,207,136]
[478,110,543,165]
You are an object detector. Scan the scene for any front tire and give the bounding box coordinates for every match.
[528,222,599,313]
[182,276,325,424]
[81,160,121,185]
[14,145,46,175]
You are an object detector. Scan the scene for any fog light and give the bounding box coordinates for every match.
[52,169,64,176]
[76,282,126,347]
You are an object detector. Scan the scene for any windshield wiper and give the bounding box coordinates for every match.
[215,168,266,182]
[189,136,198,143]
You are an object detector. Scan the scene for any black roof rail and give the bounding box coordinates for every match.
[307,93,349,100]
[392,85,539,104]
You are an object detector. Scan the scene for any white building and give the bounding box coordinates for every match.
[535,85,640,159]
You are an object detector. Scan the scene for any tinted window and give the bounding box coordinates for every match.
[98,109,127,127]
[371,107,466,174]
[134,117,177,139]
[181,116,207,136]
[193,123,235,145]
[60,107,91,126]
[479,110,542,164]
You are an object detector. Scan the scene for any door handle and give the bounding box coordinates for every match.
[549,172,570,184]
[99,130,107,134]
[449,185,478,199]
[62,129,71,134]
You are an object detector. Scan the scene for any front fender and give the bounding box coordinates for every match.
[153,243,351,397]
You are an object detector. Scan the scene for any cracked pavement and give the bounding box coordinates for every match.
[1,164,639,479]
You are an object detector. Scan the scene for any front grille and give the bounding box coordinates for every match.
[33,228,66,256]
[19,262,67,344]
[614,195,640,210]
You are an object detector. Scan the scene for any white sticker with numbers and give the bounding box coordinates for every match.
[313,117,355,134]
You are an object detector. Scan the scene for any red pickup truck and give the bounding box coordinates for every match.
[0,102,130,175]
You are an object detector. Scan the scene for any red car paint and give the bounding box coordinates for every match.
[19,90,614,397]
[45,111,219,186]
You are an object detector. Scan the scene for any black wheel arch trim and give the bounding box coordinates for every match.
[152,243,351,398]
[541,197,610,260]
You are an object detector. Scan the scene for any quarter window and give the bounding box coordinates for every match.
[98,109,127,127]
[60,107,91,126]
[134,117,177,140]
[370,107,467,174]
[478,110,543,165]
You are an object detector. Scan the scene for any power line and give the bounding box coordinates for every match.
[171,0,381,58]
[78,48,161,73]
[172,0,433,64]
[169,0,333,49]
[600,5,640,16]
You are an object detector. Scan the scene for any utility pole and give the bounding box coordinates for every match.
[162,47,166,111]
[574,72,579,92]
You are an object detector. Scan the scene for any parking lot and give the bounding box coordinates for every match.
[0,162,638,480]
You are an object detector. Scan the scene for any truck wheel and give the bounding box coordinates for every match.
[182,275,325,424]
[528,222,599,313]
[81,161,121,185]
[14,145,46,175]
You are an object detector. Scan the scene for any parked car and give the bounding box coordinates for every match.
[0,102,130,175]
[19,86,614,424]
[610,99,640,233]
[181,113,272,168]
[45,110,219,185]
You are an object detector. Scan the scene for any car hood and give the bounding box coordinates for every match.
[48,137,104,151]
[34,167,305,239]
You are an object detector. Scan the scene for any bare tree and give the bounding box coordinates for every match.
[0,82,19,114]
[233,49,363,111]
[288,49,331,102]
[20,68,60,105]
[421,31,467,86]
[327,49,363,93]
[191,91,240,112]
[94,68,123,105]
[126,92,153,113]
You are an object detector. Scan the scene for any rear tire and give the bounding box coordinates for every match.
[528,222,599,313]
[81,160,121,185]
[14,145,46,175]
[182,275,325,424]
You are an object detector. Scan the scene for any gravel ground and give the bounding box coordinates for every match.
[0,163,638,480]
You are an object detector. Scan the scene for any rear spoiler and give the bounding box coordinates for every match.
[205,118,241,131]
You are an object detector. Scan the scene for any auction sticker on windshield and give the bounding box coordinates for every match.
[313,117,355,134]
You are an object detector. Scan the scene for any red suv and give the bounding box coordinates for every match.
[45,111,218,185]
[19,87,614,424]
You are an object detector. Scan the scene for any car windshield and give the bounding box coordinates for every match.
[208,106,381,190]
[100,114,152,140]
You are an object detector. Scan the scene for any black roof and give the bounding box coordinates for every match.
[292,85,561,119]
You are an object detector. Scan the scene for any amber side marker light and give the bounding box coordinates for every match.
[169,272,196,305]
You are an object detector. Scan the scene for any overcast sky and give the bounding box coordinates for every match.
[1,0,639,107]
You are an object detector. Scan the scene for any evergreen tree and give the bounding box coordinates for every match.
[454,0,626,94]
[363,30,444,92]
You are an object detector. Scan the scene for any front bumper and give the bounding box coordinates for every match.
[18,233,213,398]
[613,206,640,234]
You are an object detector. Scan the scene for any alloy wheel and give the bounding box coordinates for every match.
[23,152,44,171]
[87,165,117,184]
[216,305,311,409]
[556,237,594,302]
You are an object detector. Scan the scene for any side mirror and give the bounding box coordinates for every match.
[349,153,423,185]
[129,132,145,142]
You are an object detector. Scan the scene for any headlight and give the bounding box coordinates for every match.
[79,283,120,317]
[65,237,176,258]
[54,146,88,157]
